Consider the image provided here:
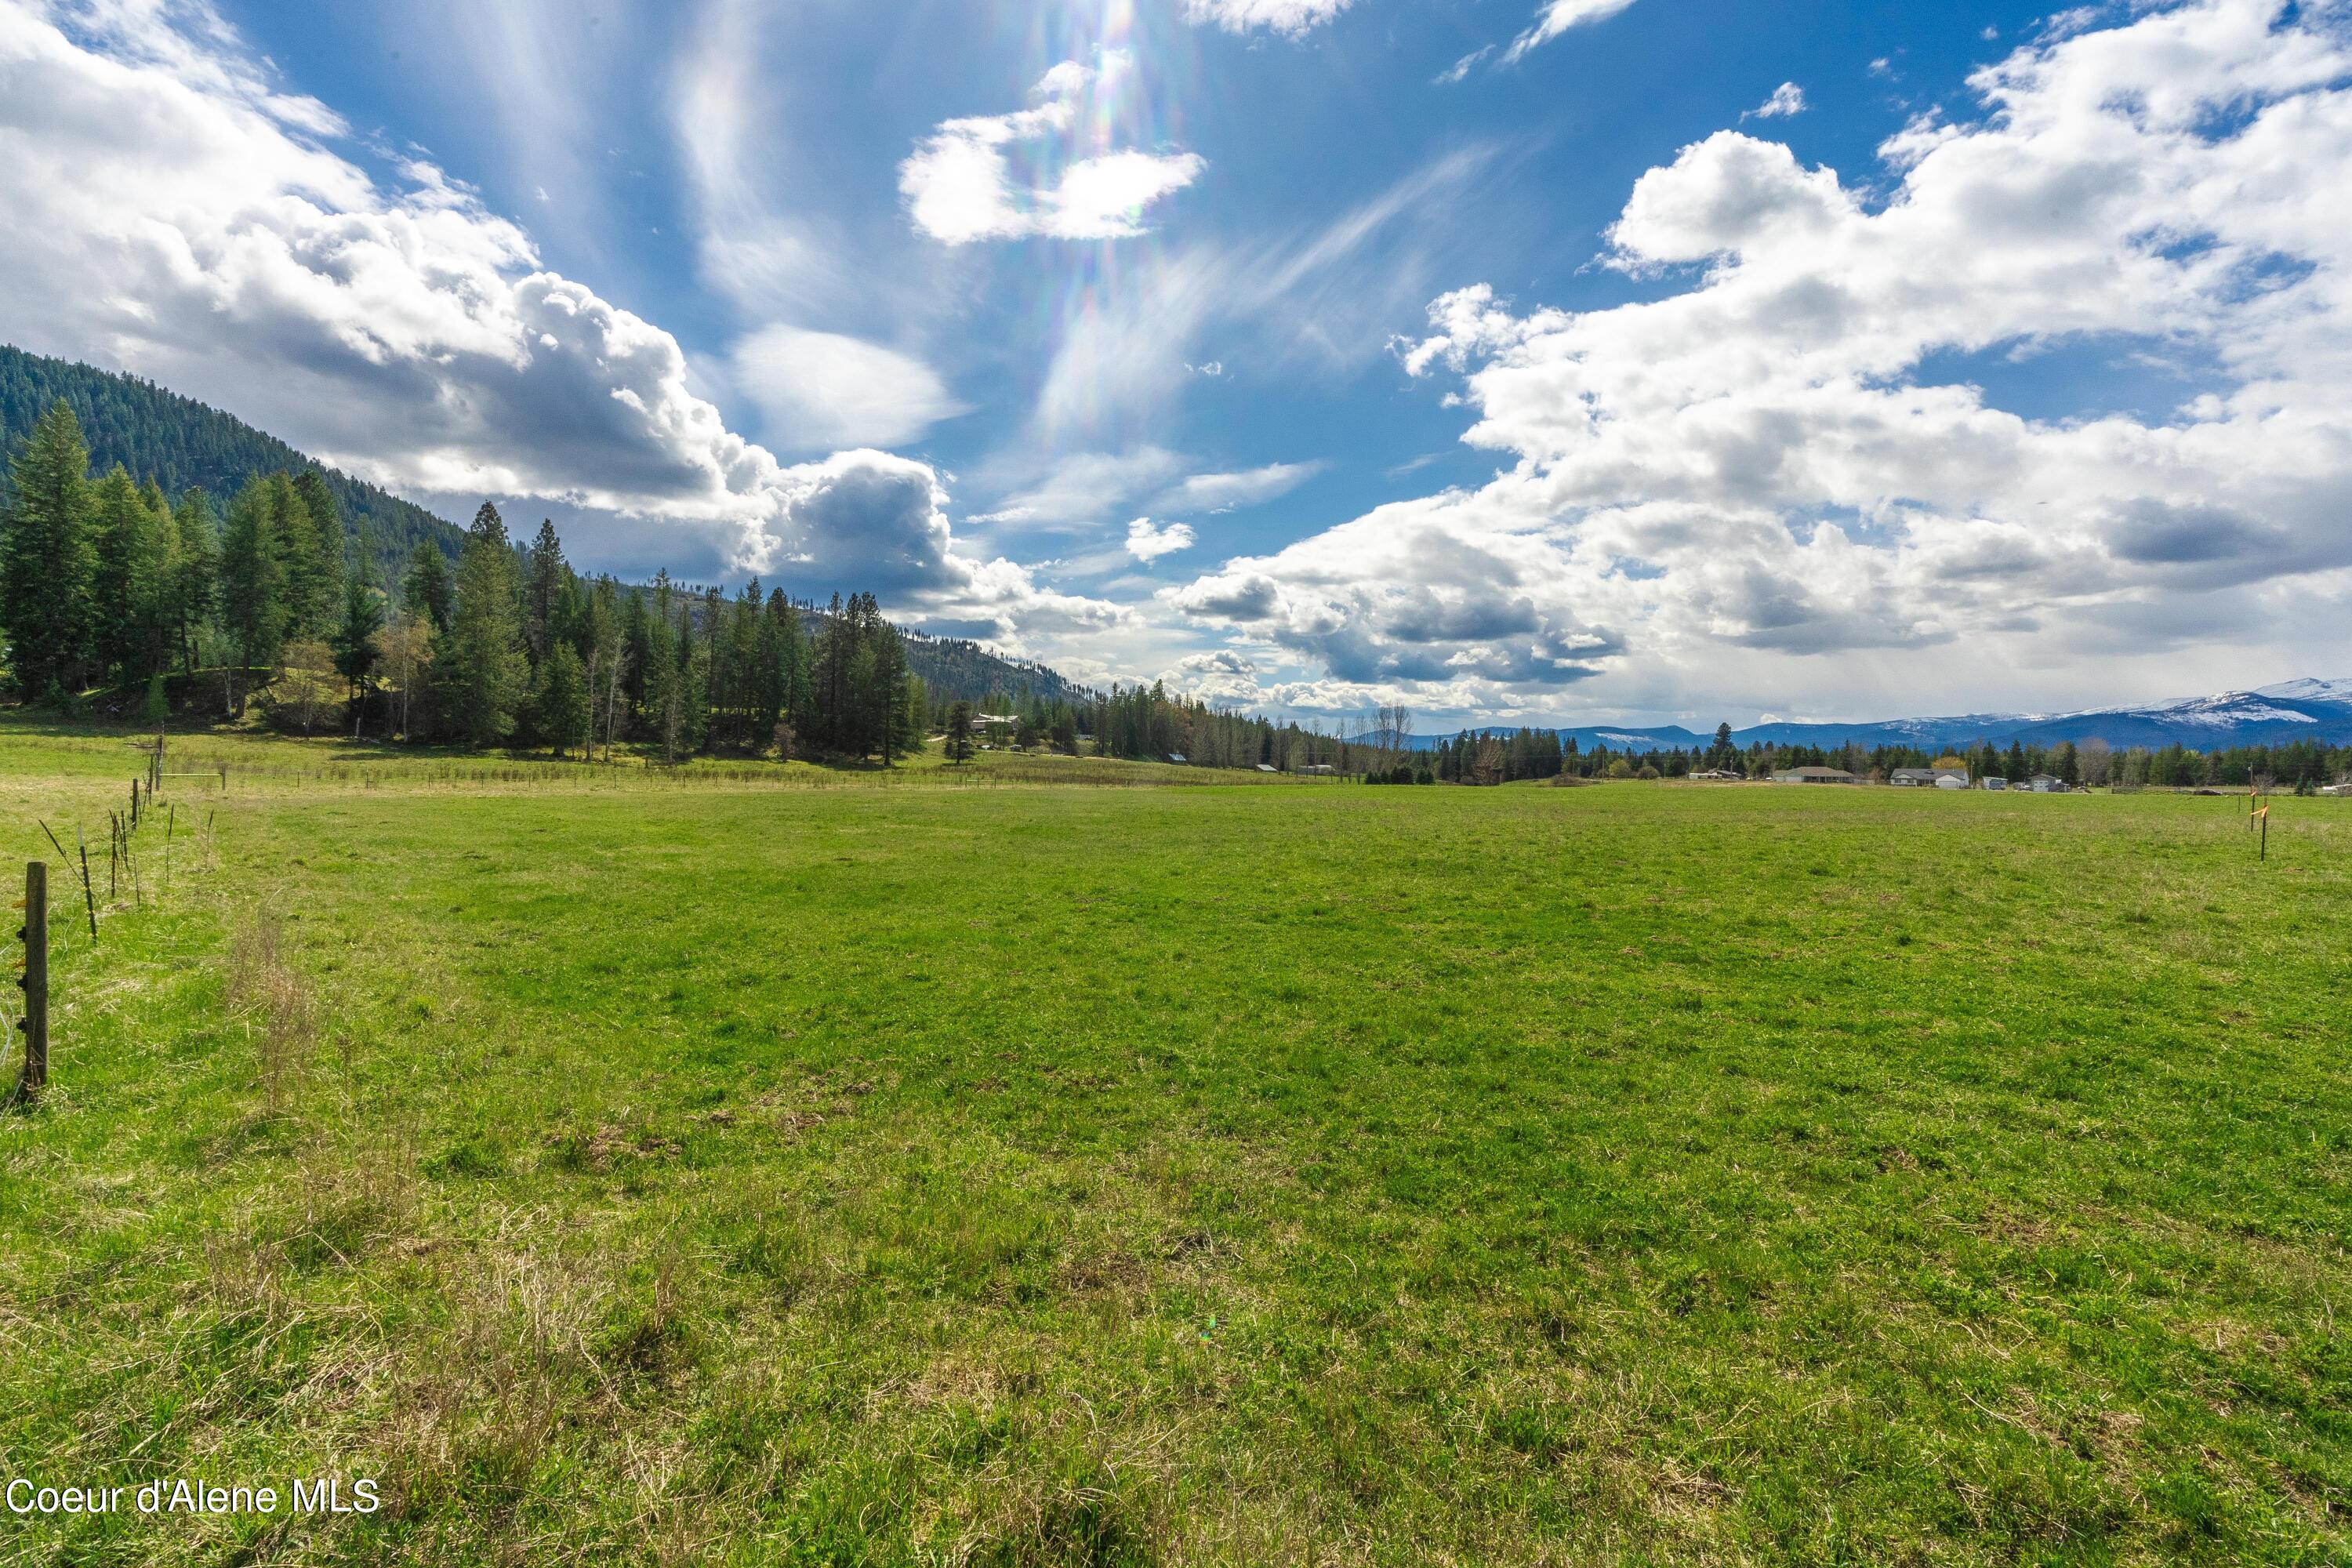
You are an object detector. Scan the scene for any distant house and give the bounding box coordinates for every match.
[1687,769,1742,781]
[1255,764,1278,773]
[1893,768,1969,788]
[1167,753,1188,764]
[1934,774,1969,790]
[1296,763,1338,775]
[1773,767,1859,785]
[2027,775,2066,793]
[1982,776,2008,791]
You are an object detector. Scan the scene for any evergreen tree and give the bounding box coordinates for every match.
[946,700,977,764]
[580,578,621,762]
[402,540,454,634]
[811,592,851,748]
[524,518,566,665]
[678,606,710,754]
[0,401,97,702]
[900,674,928,759]
[441,505,527,745]
[88,465,167,684]
[280,471,343,637]
[216,475,289,713]
[535,639,590,757]
[167,488,219,681]
[332,578,384,735]
[641,574,679,760]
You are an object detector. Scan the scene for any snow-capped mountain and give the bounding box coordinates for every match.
[1409,680,2352,753]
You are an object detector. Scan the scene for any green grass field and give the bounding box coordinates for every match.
[2,722,2347,1565]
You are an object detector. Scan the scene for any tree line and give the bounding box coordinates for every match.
[1377,721,2351,789]
[0,401,925,762]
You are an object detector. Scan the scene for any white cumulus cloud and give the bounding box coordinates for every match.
[1183,0,1356,36]
[1744,82,1807,119]
[1125,518,1198,561]
[1180,0,2352,717]
[898,53,1205,245]
[0,0,1113,647]
[1164,648,1262,704]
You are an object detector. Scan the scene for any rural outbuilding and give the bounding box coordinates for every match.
[2028,775,2066,793]
[1893,768,1969,788]
[1773,767,1859,784]
[1934,774,1969,790]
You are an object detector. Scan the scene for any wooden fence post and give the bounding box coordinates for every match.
[15,861,47,1099]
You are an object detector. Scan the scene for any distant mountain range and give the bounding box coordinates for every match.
[1417,680,2352,754]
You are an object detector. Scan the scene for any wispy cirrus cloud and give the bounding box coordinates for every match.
[1503,0,1642,64]
[1153,461,1323,514]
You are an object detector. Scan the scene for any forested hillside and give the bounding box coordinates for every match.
[901,631,1090,708]
[0,345,1098,710]
[0,344,463,583]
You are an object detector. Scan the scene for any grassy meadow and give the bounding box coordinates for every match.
[0,719,2347,1565]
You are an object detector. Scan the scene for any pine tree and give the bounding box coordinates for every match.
[402,540,453,634]
[946,700,976,764]
[535,639,590,757]
[278,471,342,637]
[217,475,289,713]
[441,506,527,745]
[524,518,565,666]
[899,674,927,759]
[678,606,710,754]
[167,489,219,681]
[582,578,624,761]
[811,592,850,749]
[641,573,678,759]
[0,401,97,702]
[332,579,384,736]
[88,465,166,685]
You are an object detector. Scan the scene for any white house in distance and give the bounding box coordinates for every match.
[1773,767,1860,785]
[1934,774,1969,790]
[1892,768,1969,788]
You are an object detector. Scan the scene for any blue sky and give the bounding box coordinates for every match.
[2,0,2347,726]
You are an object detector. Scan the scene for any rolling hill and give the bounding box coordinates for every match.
[0,343,465,583]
